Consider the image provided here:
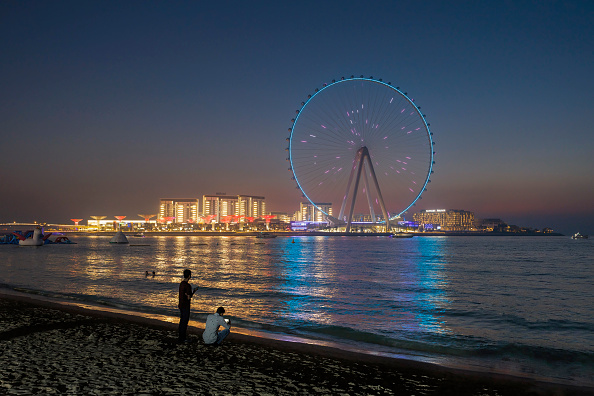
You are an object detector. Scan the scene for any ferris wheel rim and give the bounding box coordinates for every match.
[288,76,434,221]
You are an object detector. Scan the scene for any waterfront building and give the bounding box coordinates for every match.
[298,202,332,222]
[159,199,199,224]
[413,209,475,231]
[84,219,154,231]
[350,213,387,222]
[202,194,266,223]
[478,218,505,231]
[269,211,291,223]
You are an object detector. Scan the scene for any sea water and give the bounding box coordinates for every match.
[0,235,592,387]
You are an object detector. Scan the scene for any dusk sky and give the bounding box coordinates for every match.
[1,1,593,235]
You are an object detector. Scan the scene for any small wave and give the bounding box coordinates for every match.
[478,342,594,366]
[278,323,475,357]
[441,308,594,333]
[491,313,594,333]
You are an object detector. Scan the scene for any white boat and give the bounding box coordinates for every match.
[571,232,588,239]
[15,227,45,246]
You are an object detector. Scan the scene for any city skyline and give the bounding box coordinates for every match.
[1,2,593,236]
[2,194,558,234]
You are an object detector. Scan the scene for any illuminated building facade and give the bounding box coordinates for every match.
[159,198,199,223]
[269,212,291,223]
[413,209,475,231]
[202,194,266,223]
[350,213,387,222]
[298,202,332,222]
[86,219,150,230]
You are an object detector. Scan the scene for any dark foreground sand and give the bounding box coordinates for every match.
[0,294,591,395]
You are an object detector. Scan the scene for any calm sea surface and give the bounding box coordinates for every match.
[1,235,592,386]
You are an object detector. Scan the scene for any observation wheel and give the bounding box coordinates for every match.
[287,76,434,232]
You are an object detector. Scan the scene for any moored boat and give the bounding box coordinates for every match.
[51,236,77,244]
[256,232,277,239]
[571,232,588,239]
[0,234,19,244]
[13,227,46,246]
[391,232,414,238]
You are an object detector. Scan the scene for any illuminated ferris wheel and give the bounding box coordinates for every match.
[287,76,435,232]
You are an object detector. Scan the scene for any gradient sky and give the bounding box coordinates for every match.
[1,1,593,235]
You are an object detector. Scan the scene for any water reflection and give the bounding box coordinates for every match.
[0,235,454,345]
[407,237,451,335]
[260,236,455,343]
[2,235,593,386]
[275,237,333,326]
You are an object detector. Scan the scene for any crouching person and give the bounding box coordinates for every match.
[203,306,231,346]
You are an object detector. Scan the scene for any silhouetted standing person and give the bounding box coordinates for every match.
[178,269,197,343]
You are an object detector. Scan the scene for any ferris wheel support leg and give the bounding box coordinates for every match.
[363,153,391,232]
[363,169,376,223]
[339,154,360,222]
[345,151,366,233]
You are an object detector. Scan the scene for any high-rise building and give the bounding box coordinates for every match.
[202,194,266,223]
[413,209,475,231]
[159,199,199,223]
[298,202,332,222]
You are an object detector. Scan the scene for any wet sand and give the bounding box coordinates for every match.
[0,293,591,395]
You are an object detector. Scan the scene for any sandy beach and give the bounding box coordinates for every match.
[0,293,591,395]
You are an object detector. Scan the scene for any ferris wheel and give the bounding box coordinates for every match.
[287,76,435,232]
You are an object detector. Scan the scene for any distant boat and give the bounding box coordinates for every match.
[132,233,145,237]
[571,232,588,239]
[391,233,414,238]
[256,232,277,239]
[51,236,77,244]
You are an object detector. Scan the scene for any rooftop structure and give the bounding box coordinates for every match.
[138,214,156,223]
[89,216,106,230]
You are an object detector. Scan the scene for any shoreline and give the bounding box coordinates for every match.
[31,230,565,237]
[1,291,591,395]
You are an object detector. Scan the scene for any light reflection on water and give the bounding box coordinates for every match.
[0,235,453,338]
[1,235,593,385]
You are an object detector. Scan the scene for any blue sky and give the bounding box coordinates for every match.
[1,1,593,234]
